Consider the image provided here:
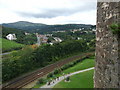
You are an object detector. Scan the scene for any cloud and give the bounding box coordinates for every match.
[0,0,97,24]
[27,10,97,25]
[16,1,96,18]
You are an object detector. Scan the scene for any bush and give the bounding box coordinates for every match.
[61,63,74,71]
[37,78,46,84]
[69,62,74,67]
[60,57,89,71]
[47,72,54,78]
[53,69,60,74]
[61,64,69,70]
[66,76,70,81]
[73,61,77,65]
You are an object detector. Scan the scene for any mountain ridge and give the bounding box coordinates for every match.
[2,21,96,34]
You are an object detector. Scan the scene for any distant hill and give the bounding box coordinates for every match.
[2,21,96,34]
[2,21,46,29]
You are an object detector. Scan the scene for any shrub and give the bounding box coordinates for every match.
[66,76,70,81]
[69,62,74,67]
[53,69,60,74]
[73,61,77,65]
[61,64,69,70]
[47,72,54,78]
[61,62,74,70]
[37,78,46,84]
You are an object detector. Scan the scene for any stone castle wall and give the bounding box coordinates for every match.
[94,1,120,88]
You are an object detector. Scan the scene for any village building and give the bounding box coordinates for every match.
[25,32,30,35]
[53,37,62,42]
[6,34,17,40]
[36,34,48,45]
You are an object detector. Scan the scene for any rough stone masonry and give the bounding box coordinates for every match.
[94,1,120,88]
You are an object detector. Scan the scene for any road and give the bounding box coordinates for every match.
[0,52,11,55]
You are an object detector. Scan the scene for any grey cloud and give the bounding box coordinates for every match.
[16,2,96,18]
[17,9,75,18]
[17,9,77,18]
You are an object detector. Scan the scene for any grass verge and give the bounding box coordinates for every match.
[33,56,95,88]
[53,69,94,88]
[62,56,95,74]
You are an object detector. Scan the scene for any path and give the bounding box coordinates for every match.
[40,67,94,88]
[0,52,11,55]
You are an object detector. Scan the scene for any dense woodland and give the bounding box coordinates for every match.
[2,39,95,82]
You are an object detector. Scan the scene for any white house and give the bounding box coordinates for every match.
[54,37,62,42]
[25,32,30,35]
[49,42,53,45]
[6,34,17,40]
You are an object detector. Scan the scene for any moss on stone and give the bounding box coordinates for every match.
[110,23,120,34]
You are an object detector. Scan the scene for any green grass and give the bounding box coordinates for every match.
[53,69,94,88]
[46,56,95,78]
[33,56,95,88]
[33,83,45,88]
[1,38,24,52]
[59,56,95,75]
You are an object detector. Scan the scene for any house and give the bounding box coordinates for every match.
[6,34,17,40]
[49,42,53,45]
[77,37,82,40]
[53,37,62,42]
[42,36,48,43]
[45,34,53,37]
[25,32,30,35]
[36,34,48,45]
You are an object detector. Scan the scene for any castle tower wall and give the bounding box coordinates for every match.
[94,1,120,88]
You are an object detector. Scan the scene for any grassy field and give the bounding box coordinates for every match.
[1,38,24,52]
[46,56,95,79]
[53,69,94,88]
[61,57,95,74]
[33,56,95,88]
[52,56,95,77]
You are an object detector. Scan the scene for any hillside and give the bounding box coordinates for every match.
[2,26,25,38]
[2,26,37,45]
[2,21,46,31]
[2,21,96,34]
[1,38,24,53]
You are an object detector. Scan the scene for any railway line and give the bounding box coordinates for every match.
[2,52,94,89]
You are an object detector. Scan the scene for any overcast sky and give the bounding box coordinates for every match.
[0,0,97,25]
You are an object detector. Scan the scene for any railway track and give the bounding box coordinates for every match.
[2,52,94,89]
